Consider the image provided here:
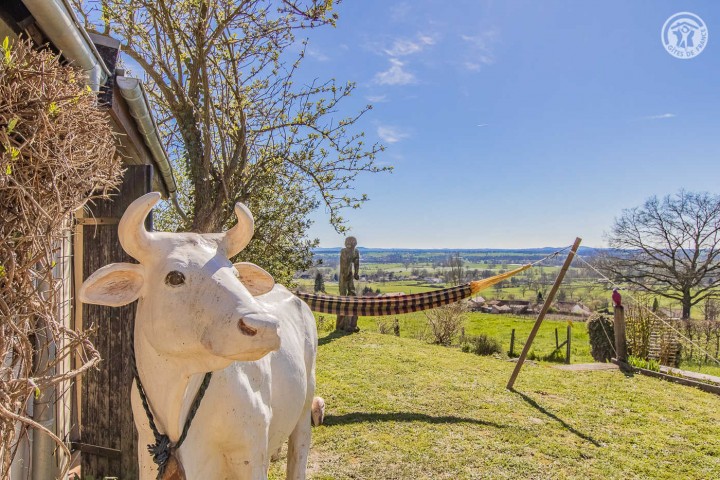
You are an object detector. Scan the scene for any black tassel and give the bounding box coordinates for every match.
[148,434,172,479]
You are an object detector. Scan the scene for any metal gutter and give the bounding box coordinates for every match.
[20,1,184,218]
[21,0,109,91]
[116,75,187,221]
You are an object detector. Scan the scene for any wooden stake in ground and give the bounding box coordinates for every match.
[613,306,627,363]
[507,237,582,390]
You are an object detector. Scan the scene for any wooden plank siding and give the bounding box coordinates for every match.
[80,165,153,479]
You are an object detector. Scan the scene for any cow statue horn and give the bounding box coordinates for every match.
[221,202,255,258]
[118,192,161,262]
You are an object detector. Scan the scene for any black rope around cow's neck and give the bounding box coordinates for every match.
[130,328,212,479]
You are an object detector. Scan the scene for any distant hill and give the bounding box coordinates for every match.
[313,246,605,254]
[311,246,607,266]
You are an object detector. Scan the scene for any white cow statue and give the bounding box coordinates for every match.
[80,192,317,479]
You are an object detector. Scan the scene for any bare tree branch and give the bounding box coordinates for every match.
[600,191,720,319]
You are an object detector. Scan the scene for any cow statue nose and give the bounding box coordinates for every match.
[238,313,281,349]
[237,318,258,336]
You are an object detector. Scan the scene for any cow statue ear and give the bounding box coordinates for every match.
[234,262,275,296]
[79,263,145,307]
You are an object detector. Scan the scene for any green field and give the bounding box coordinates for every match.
[269,331,720,479]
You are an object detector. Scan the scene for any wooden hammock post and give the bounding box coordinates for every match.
[507,237,582,390]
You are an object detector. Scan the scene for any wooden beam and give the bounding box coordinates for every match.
[507,237,582,390]
[71,208,85,442]
[75,217,119,225]
[71,442,121,459]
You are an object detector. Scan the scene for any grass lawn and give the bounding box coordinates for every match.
[676,360,720,378]
[270,331,720,479]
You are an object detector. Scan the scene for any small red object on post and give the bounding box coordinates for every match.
[612,288,622,307]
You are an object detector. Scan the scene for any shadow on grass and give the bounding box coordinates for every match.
[617,361,635,377]
[511,390,603,447]
[324,412,507,429]
[318,330,352,346]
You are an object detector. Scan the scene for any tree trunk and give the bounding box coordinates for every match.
[682,290,692,320]
[175,108,224,233]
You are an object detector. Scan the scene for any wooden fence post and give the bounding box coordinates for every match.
[555,328,559,349]
[614,306,627,363]
[509,329,516,357]
[566,324,571,364]
[507,237,582,390]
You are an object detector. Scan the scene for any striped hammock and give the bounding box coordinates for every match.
[296,264,532,316]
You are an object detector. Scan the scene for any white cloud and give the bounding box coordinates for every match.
[366,94,388,103]
[374,59,415,85]
[641,113,676,120]
[377,125,410,144]
[417,34,436,46]
[383,35,436,56]
[306,47,329,61]
[368,33,437,85]
[384,39,423,56]
[460,29,499,70]
[367,33,437,57]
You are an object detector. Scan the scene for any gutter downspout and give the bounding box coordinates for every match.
[30,319,58,480]
[21,0,109,91]
[115,75,187,222]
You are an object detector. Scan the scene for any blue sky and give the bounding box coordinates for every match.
[295,0,720,249]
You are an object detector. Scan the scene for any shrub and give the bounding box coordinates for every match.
[424,301,467,346]
[316,315,333,333]
[628,355,660,372]
[587,313,615,362]
[1,38,120,476]
[678,318,720,366]
[462,334,503,356]
[375,317,393,334]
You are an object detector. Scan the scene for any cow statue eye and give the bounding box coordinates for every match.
[165,270,186,287]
